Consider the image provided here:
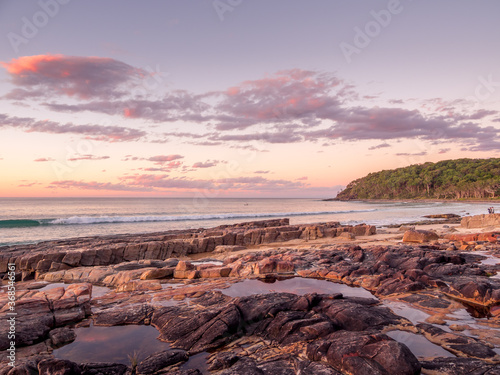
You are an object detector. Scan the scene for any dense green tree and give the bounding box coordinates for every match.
[336,158,500,200]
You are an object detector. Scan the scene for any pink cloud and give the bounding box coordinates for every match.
[192,160,219,168]
[147,155,184,165]
[1,54,145,100]
[34,157,55,162]
[49,180,154,192]
[18,182,41,187]
[67,155,110,162]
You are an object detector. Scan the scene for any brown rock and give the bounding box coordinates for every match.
[276,261,294,273]
[38,359,81,375]
[140,267,174,280]
[176,261,194,271]
[255,258,276,275]
[61,252,82,267]
[115,280,162,292]
[136,349,189,374]
[339,232,355,240]
[418,323,500,363]
[174,269,199,279]
[35,259,53,272]
[49,327,76,347]
[420,358,498,375]
[214,245,246,253]
[461,213,500,228]
[403,229,439,243]
[424,214,460,219]
[199,267,232,278]
[307,331,421,375]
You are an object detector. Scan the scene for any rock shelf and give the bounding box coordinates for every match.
[1,216,500,374]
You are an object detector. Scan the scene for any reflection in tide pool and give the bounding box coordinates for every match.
[53,324,169,365]
[179,352,210,374]
[382,300,430,325]
[387,330,455,358]
[221,277,375,299]
[38,282,111,298]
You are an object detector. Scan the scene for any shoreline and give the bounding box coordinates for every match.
[324,197,500,204]
[0,216,462,250]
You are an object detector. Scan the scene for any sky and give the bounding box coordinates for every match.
[0,0,499,198]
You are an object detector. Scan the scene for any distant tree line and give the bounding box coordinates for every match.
[336,158,500,200]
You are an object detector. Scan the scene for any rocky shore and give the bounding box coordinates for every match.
[1,215,499,374]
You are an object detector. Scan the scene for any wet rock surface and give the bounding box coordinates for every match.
[1,218,500,374]
[0,219,376,280]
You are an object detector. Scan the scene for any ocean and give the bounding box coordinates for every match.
[0,198,498,247]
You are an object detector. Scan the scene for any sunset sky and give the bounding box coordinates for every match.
[1,0,499,198]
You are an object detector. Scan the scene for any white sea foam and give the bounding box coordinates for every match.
[47,209,378,225]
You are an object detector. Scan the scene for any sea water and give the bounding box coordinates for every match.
[0,198,497,246]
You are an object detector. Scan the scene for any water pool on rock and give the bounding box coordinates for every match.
[38,282,111,297]
[387,330,455,359]
[220,277,375,298]
[53,324,170,365]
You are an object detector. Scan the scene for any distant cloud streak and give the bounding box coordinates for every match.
[0,113,146,142]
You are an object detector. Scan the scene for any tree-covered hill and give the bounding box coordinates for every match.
[335,158,500,200]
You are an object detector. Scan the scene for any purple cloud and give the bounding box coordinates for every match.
[147,155,184,164]
[1,54,146,100]
[49,180,154,192]
[192,160,219,168]
[67,155,110,162]
[0,113,146,142]
[368,143,391,150]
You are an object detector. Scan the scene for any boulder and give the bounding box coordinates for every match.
[136,349,188,374]
[140,267,174,280]
[198,267,231,278]
[339,232,355,240]
[79,363,129,375]
[49,327,76,347]
[255,258,276,274]
[176,261,194,271]
[403,230,439,243]
[115,280,162,292]
[61,252,82,267]
[461,214,500,228]
[307,331,421,375]
[38,359,81,375]
[423,214,460,219]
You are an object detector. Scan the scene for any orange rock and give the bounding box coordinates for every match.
[402,230,439,243]
[174,269,199,279]
[255,258,276,274]
[115,280,162,292]
[339,232,355,240]
[140,267,174,280]
[198,267,232,278]
[276,261,294,273]
[176,261,194,271]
